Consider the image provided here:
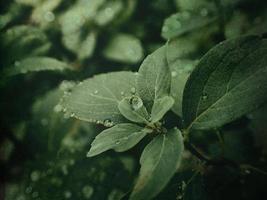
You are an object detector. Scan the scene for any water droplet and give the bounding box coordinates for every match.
[51,177,63,186]
[130,96,143,110]
[32,191,39,198]
[126,48,135,57]
[61,165,68,175]
[104,7,114,18]
[162,25,169,33]
[201,93,208,100]
[44,11,55,22]
[25,186,33,194]
[182,12,190,19]
[64,191,72,199]
[14,61,20,67]
[82,185,94,199]
[130,87,136,94]
[200,8,208,17]
[171,71,178,77]
[69,159,75,165]
[30,171,40,182]
[120,91,125,96]
[94,90,98,94]
[103,119,114,127]
[54,104,63,112]
[41,118,48,126]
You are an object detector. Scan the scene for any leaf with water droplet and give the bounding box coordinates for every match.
[87,123,150,157]
[183,36,267,130]
[137,46,171,111]
[61,72,137,125]
[150,96,174,123]
[130,128,184,200]
[118,96,150,124]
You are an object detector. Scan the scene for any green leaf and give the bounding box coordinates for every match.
[183,36,267,130]
[137,46,171,110]
[166,36,198,62]
[0,25,51,67]
[87,123,150,157]
[130,128,184,200]
[61,71,137,125]
[31,0,61,28]
[118,96,150,124]
[161,10,216,40]
[170,60,196,116]
[150,96,174,123]
[94,0,123,26]
[6,57,72,76]
[103,33,144,64]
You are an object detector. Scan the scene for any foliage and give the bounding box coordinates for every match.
[1,0,267,200]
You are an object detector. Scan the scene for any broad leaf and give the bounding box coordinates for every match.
[137,46,171,110]
[170,60,196,116]
[61,72,137,125]
[103,33,144,64]
[183,36,267,130]
[161,10,216,40]
[150,96,174,123]
[87,123,149,157]
[6,57,72,76]
[130,128,184,200]
[118,96,150,124]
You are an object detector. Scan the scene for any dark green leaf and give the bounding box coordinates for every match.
[183,36,267,130]
[130,128,184,200]
[87,123,149,157]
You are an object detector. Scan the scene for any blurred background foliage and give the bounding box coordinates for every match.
[0,0,267,199]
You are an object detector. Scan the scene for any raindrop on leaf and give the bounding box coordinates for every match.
[130,96,143,110]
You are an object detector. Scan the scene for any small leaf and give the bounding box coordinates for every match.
[137,46,171,110]
[6,57,72,76]
[118,96,150,124]
[61,71,137,125]
[103,33,144,64]
[161,10,216,40]
[150,96,174,123]
[130,128,184,200]
[87,123,149,157]
[94,0,123,26]
[183,36,267,130]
